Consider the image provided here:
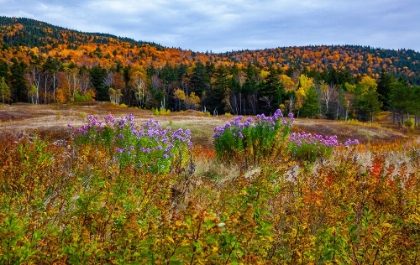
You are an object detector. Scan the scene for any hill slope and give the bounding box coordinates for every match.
[0,16,419,122]
[1,16,419,84]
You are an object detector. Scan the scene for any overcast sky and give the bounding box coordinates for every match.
[1,0,419,53]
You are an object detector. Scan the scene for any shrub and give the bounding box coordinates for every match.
[198,111,211,116]
[213,109,293,166]
[404,118,415,130]
[152,107,171,115]
[287,132,339,162]
[214,109,359,165]
[70,114,192,174]
[73,91,94,103]
[287,132,359,162]
[0,120,419,264]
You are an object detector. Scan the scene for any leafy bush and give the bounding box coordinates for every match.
[404,118,415,130]
[70,114,192,173]
[152,107,171,115]
[287,132,359,162]
[73,90,94,103]
[214,110,359,164]
[213,109,293,166]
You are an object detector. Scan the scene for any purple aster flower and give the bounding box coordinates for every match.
[117,148,125,154]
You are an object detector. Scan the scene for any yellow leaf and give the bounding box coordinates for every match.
[166,235,175,244]
[381,222,392,228]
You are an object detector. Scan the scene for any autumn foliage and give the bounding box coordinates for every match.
[0,16,420,125]
[1,111,420,263]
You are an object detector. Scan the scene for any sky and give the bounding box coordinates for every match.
[1,0,419,53]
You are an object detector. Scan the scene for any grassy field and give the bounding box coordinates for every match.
[0,102,410,146]
[1,102,419,264]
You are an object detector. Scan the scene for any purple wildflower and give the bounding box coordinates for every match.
[117,148,125,154]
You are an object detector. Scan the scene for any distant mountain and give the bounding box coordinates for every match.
[1,16,419,84]
[0,16,419,121]
[0,16,164,49]
[219,45,420,84]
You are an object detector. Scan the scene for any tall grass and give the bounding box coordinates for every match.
[0,113,419,264]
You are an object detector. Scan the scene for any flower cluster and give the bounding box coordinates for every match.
[70,114,192,173]
[287,131,359,162]
[213,109,294,166]
[213,109,360,165]
[289,132,339,147]
[344,138,360,146]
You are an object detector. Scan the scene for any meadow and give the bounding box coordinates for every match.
[1,103,419,264]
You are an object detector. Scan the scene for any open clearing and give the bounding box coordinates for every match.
[0,102,410,147]
[1,103,420,264]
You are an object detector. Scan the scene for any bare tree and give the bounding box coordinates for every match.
[79,71,91,93]
[103,71,113,88]
[25,66,41,104]
[64,67,80,100]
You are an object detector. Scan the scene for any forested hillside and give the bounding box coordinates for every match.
[0,16,419,123]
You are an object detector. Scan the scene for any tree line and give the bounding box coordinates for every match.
[1,16,419,125]
[1,55,419,126]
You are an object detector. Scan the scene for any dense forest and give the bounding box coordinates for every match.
[0,16,419,124]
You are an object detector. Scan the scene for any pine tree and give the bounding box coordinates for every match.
[0,77,11,103]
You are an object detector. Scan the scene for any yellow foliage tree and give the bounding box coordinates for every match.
[186,92,200,110]
[298,74,315,91]
[55,88,67,104]
[173,88,186,110]
[358,75,378,95]
[279,74,296,92]
[109,87,122,104]
[295,87,306,110]
[130,67,148,108]
[174,88,186,101]
[295,74,315,111]
[259,70,270,80]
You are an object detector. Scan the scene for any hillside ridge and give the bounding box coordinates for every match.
[1,15,419,86]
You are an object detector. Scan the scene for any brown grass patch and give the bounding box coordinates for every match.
[0,103,411,146]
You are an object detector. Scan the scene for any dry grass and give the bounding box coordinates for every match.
[0,103,412,146]
[293,118,408,143]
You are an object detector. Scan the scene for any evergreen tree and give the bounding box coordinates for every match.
[300,86,320,118]
[258,67,284,114]
[10,58,27,102]
[0,60,9,78]
[351,76,382,121]
[205,65,228,113]
[0,77,11,103]
[120,66,131,105]
[389,79,416,125]
[242,63,259,114]
[176,64,188,82]
[189,61,210,96]
[90,66,108,101]
[377,69,396,110]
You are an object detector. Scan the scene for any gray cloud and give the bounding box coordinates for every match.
[1,0,419,52]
